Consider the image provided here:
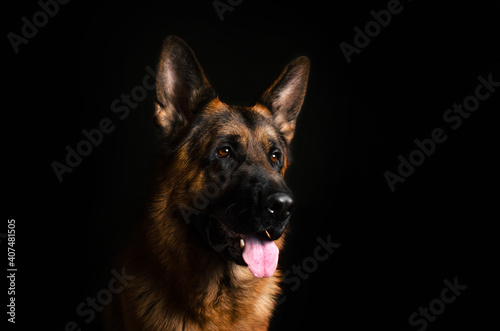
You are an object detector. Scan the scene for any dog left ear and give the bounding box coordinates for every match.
[259,56,310,144]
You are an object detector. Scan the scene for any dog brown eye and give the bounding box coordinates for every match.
[270,152,280,164]
[217,147,231,158]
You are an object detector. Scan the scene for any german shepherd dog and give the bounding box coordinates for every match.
[105,36,309,330]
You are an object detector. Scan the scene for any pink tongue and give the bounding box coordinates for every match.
[242,235,279,278]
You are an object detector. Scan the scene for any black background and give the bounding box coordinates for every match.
[5,0,499,330]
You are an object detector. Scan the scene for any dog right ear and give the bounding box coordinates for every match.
[258,56,310,146]
[155,36,214,138]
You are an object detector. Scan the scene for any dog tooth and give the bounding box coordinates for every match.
[265,230,271,239]
[240,239,245,249]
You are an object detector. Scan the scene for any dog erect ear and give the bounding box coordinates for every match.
[155,36,214,138]
[259,56,310,145]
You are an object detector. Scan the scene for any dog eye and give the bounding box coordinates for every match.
[270,151,281,164]
[217,147,231,158]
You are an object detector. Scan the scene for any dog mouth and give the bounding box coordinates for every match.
[240,232,279,278]
[207,219,280,278]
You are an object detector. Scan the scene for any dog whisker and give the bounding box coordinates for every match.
[224,203,238,216]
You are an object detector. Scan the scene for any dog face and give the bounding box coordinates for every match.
[155,36,309,278]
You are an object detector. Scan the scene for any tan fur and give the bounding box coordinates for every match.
[104,151,284,330]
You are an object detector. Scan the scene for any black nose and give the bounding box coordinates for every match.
[266,193,294,222]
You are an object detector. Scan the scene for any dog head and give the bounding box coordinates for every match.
[154,36,309,278]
